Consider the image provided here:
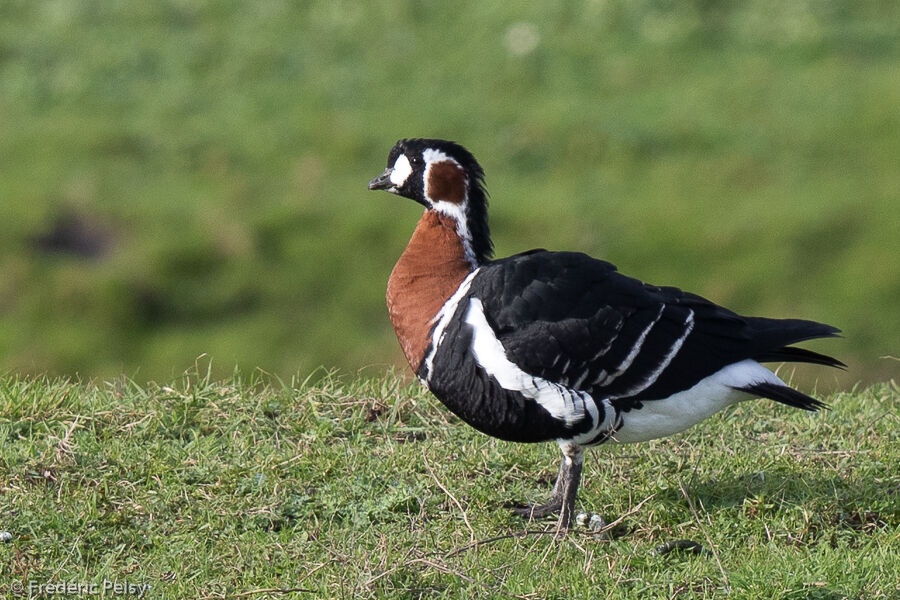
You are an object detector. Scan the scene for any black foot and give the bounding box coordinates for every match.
[511,499,572,538]
[511,498,562,520]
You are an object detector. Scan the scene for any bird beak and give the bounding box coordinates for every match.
[368,168,394,191]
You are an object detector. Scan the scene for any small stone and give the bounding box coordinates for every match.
[0,531,12,543]
[574,512,589,527]
[588,514,606,531]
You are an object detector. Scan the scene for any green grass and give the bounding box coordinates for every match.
[2,370,898,599]
[1,0,898,384]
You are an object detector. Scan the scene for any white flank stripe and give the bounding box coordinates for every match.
[591,369,608,385]
[465,298,598,427]
[590,341,614,363]
[600,304,665,386]
[611,309,696,399]
[422,269,480,383]
[571,370,589,389]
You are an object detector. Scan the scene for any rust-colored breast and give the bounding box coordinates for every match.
[387,211,473,372]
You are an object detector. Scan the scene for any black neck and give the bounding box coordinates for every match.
[465,175,493,265]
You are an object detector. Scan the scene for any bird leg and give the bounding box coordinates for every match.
[555,444,584,531]
[513,443,584,531]
[513,457,567,519]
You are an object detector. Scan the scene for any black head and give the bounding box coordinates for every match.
[369,138,493,265]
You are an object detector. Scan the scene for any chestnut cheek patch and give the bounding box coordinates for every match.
[426,160,467,204]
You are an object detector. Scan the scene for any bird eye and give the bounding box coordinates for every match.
[409,155,423,167]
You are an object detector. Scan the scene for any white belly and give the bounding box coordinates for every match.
[607,359,784,444]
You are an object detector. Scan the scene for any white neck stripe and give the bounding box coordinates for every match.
[422,151,477,267]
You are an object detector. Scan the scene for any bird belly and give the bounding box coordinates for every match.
[607,359,782,444]
[609,386,743,443]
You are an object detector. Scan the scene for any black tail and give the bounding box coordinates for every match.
[749,317,845,370]
[736,381,829,411]
[754,345,847,369]
[738,318,840,412]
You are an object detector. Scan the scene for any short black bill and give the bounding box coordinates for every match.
[368,168,393,191]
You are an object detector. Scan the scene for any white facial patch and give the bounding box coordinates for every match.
[389,154,413,187]
[423,148,451,165]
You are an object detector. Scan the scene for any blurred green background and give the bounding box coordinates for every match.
[1,0,897,386]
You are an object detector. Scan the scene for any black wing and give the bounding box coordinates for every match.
[470,250,841,408]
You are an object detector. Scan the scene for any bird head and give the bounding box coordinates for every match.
[369,138,493,265]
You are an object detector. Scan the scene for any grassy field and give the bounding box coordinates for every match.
[1,370,898,599]
[1,1,898,384]
[3,3,897,596]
